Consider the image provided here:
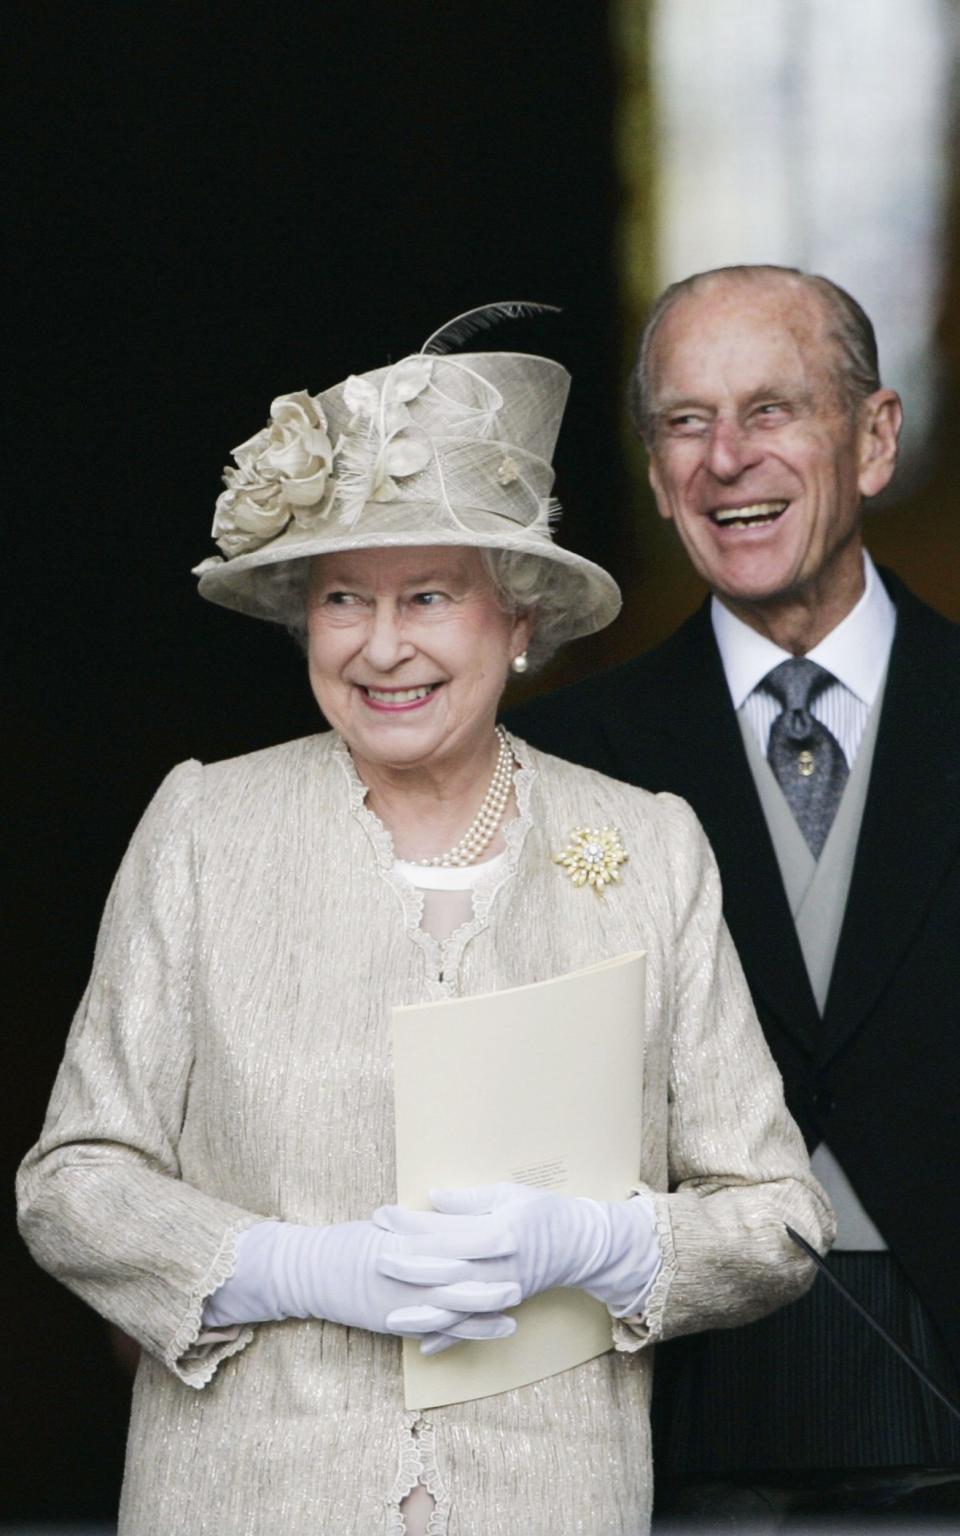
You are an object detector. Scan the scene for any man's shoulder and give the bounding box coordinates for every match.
[882,567,960,653]
[509,647,662,723]
[503,604,715,777]
[507,605,711,724]
[878,569,960,733]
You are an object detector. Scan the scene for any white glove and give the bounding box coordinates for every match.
[374,1183,662,1321]
[202,1218,521,1352]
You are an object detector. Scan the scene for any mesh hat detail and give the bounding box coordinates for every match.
[193,310,621,642]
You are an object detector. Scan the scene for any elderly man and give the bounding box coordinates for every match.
[507,266,960,1523]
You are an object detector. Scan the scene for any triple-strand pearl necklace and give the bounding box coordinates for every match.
[413,726,514,868]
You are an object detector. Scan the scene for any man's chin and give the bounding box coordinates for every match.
[705,559,797,607]
[714,581,793,609]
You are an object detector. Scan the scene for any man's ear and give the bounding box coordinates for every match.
[646,444,673,522]
[858,389,902,499]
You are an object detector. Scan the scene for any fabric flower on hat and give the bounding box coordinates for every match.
[334,357,434,525]
[212,391,336,557]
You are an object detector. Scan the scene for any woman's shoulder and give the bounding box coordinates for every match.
[141,733,339,831]
[514,736,701,837]
[514,738,716,905]
[194,731,337,794]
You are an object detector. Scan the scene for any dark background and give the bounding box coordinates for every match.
[7,2,959,1523]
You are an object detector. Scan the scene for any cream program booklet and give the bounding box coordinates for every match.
[392,951,645,1410]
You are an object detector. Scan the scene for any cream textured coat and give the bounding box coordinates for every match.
[18,733,833,1535]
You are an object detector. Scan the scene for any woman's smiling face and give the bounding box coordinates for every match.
[306,546,531,776]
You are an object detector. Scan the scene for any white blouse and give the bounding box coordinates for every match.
[394,851,509,944]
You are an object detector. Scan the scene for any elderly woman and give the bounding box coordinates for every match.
[18,311,833,1536]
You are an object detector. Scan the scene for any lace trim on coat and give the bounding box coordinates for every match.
[165,1216,258,1387]
[612,1187,678,1353]
[333,731,536,996]
[385,1414,451,1535]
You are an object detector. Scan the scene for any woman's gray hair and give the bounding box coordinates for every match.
[258,547,571,673]
[479,548,573,671]
[629,264,882,438]
[255,559,313,637]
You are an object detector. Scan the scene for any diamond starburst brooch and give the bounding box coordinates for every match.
[553,825,627,894]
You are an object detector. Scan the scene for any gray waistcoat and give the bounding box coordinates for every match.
[738,678,888,1249]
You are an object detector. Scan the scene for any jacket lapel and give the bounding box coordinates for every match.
[599,605,822,1052]
[821,575,960,1060]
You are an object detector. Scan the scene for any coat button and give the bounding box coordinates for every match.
[813,1088,835,1116]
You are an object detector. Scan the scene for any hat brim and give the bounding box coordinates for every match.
[195,512,621,642]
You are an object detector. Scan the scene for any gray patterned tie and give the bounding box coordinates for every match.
[763,658,849,859]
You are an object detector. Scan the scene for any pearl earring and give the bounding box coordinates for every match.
[511,651,529,675]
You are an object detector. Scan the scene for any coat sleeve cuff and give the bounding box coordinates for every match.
[164,1218,259,1388]
[612,1189,677,1353]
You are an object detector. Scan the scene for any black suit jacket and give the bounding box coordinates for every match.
[506,570,960,1373]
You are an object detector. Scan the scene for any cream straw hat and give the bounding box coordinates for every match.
[194,304,621,641]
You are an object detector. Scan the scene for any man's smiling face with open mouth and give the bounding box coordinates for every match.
[643,272,873,615]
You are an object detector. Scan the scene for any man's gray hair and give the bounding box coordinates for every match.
[628,264,882,438]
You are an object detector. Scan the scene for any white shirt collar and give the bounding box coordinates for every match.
[710,552,896,711]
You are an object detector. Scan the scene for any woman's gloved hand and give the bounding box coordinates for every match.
[374,1182,662,1334]
[202,1218,521,1353]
